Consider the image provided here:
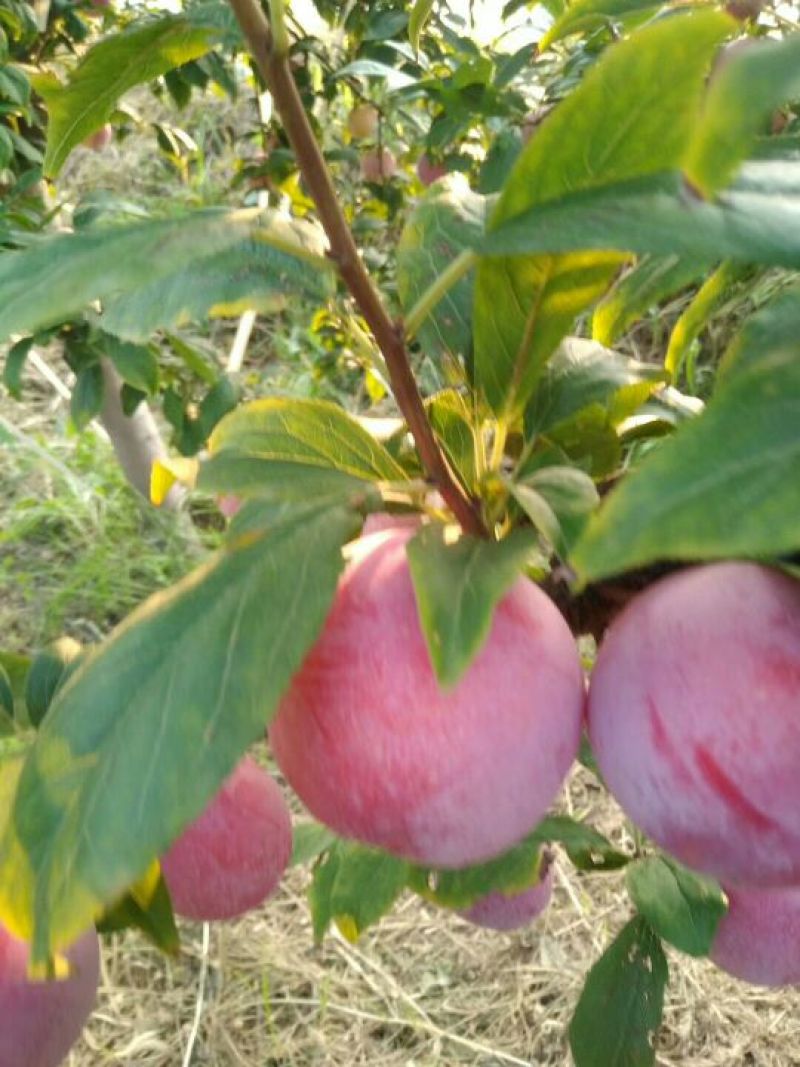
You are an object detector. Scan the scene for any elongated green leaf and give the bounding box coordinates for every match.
[397,176,488,374]
[104,337,158,394]
[569,917,668,1067]
[593,255,712,346]
[539,0,661,49]
[70,363,104,431]
[310,840,409,943]
[0,209,256,343]
[33,17,214,176]
[3,336,33,398]
[95,864,179,956]
[526,337,664,435]
[664,260,744,379]
[100,217,332,342]
[408,830,544,909]
[426,390,478,491]
[200,453,378,506]
[481,163,800,269]
[409,0,435,52]
[626,855,726,957]
[474,10,731,417]
[0,504,360,964]
[209,397,408,483]
[572,291,800,581]
[290,822,337,868]
[407,525,539,687]
[0,667,13,721]
[509,466,599,556]
[685,33,800,196]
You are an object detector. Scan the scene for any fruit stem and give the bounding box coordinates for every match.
[227,0,487,538]
[403,249,477,343]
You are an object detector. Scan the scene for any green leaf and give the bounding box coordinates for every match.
[199,453,378,506]
[0,504,359,964]
[290,822,337,868]
[509,466,599,556]
[426,390,478,491]
[0,209,256,344]
[685,33,800,197]
[664,260,744,379]
[525,337,664,436]
[474,11,730,417]
[533,815,629,872]
[407,525,539,688]
[593,255,712,346]
[0,125,13,170]
[100,217,332,342]
[569,917,668,1067]
[32,16,214,177]
[397,176,488,374]
[309,840,410,943]
[540,0,660,49]
[104,337,158,394]
[24,638,83,729]
[481,163,800,269]
[0,666,13,720]
[573,290,800,582]
[3,336,33,398]
[0,651,29,705]
[209,397,408,484]
[626,855,726,958]
[95,864,180,956]
[408,830,544,909]
[409,0,435,52]
[70,362,104,432]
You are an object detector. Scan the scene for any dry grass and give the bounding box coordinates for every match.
[68,763,800,1067]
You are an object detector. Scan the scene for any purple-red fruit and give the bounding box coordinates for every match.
[588,562,800,887]
[0,924,100,1067]
[416,154,448,187]
[160,757,292,921]
[459,860,554,931]
[83,125,112,152]
[270,529,584,868]
[360,147,396,182]
[711,884,800,986]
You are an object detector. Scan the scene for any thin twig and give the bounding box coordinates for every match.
[227,0,486,538]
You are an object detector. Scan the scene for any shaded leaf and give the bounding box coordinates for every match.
[95,863,180,956]
[572,289,800,581]
[310,840,409,943]
[569,917,668,1067]
[409,0,435,52]
[626,855,726,957]
[533,815,629,872]
[3,336,32,398]
[70,363,104,431]
[0,209,256,344]
[540,0,661,49]
[407,525,539,687]
[0,504,360,964]
[24,638,83,729]
[104,336,158,394]
[290,822,337,868]
[33,17,214,176]
[425,390,478,491]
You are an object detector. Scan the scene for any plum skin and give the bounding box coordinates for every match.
[458,861,554,931]
[710,884,800,987]
[588,562,800,887]
[160,757,292,921]
[360,148,396,182]
[270,530,585,868]
[0,924,100,1067]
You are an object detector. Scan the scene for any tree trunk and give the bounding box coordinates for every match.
[98,359,184,510]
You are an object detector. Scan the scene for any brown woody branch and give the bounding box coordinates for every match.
[228,0,487,538]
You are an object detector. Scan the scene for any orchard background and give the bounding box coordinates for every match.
[1,0,800,1064]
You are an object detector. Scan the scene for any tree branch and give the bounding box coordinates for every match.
[228,0,487,538]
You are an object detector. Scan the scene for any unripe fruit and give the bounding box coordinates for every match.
[416,154,448,187]
[458,859,554,931]
[588,562,800,887]
[710,884,800,986]
[83,125,113,152]
[160,757,292,921]
[270,530,584,868]
[0,924,100,1067]
[348,104,379,140]
[360,147,396,183]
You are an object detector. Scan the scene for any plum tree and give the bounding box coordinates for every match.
[588,562,800,887]
[270,529,585,868]
[458,857,554,931]
[0,924,100,1067]
[416,154,448,187]
[710,884,800,986]
[360,147,396,183]
[347,104,379,140]
[160,757,292,921]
